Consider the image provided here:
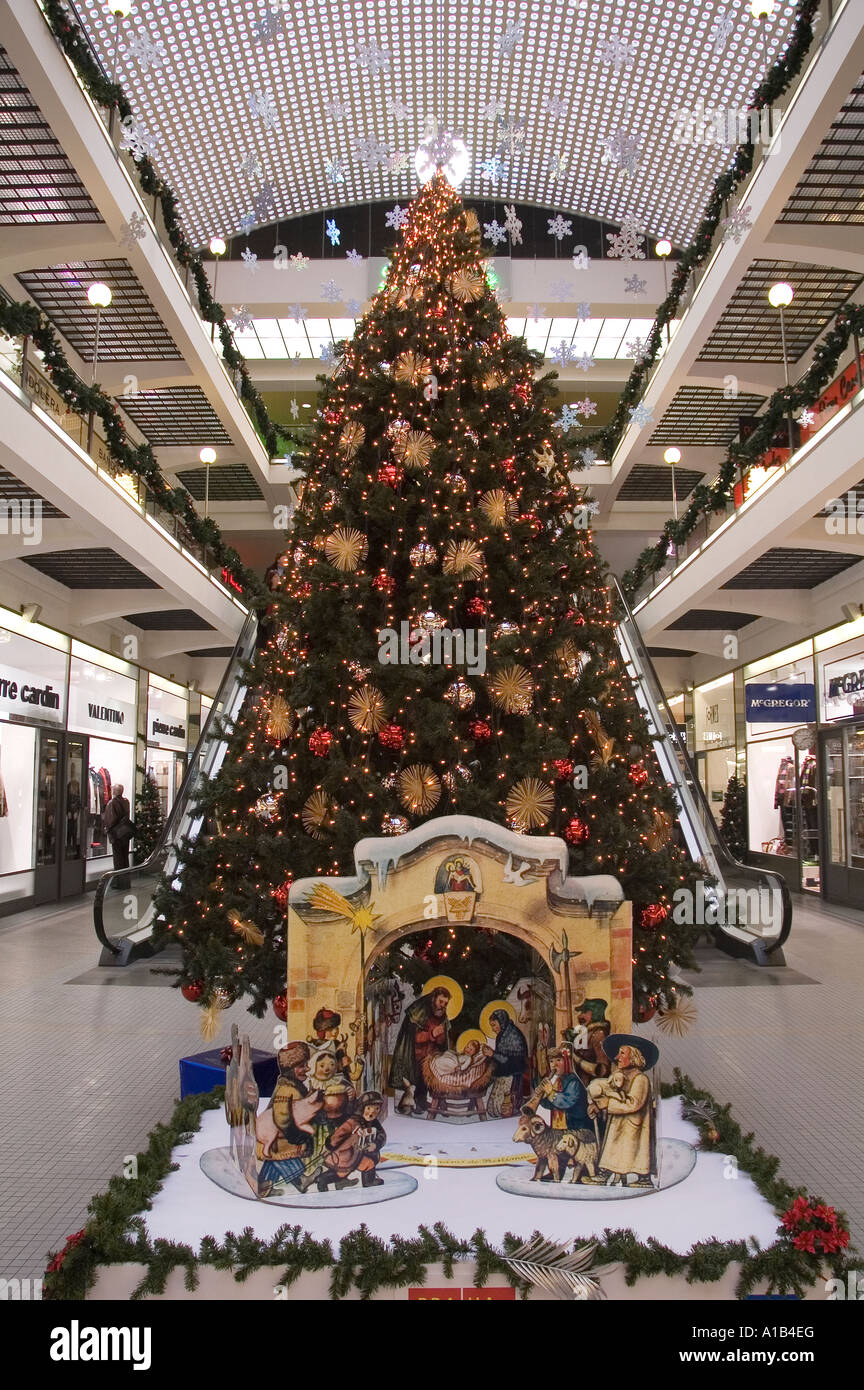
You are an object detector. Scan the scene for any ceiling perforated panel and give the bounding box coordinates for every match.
[176,464,264,501]
[617,464,704,502]
[119,387,234,447]
[21,548,159,588]
[722,548,862,589]
[667,608,760,629]
[16,260,182,361]
[779,72,864,224]
[649,385,767,447]
[0,464,66,518]
[69,0,800,246]
[698,260,864,363]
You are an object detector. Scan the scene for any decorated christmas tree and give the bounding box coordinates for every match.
[719,773,748,863]
[154,177,699,1022]
[134,767,165,865]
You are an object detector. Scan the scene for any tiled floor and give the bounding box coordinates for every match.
[0,891,861,1281]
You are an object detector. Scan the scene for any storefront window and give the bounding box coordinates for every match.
[816,625,864,723]
[147,678,189,821]
[67,645,139,870]
[693,675,735,752]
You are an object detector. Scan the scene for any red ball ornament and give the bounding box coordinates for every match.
[220,1044,234,1065]
[564,816,590,845]
[181,980,204,1003]
[377,462,404,489]
[378,722,405,751]
[273,994,288,1022]
[308,727,333,758]
[465,597,487,618]
[323,407,341,425]
[639,903,669,930]
[566,608,586,627]
[500,457,517,483]
[518,512,542,534]
[635,998,657,1023]
[551,758,574,781]
[271,877,293,912]
[468,718,492,744]
[628,762,649,786]
[372,569,396,595]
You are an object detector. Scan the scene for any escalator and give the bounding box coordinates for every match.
[613,579,791,965]
[94,611,258,965]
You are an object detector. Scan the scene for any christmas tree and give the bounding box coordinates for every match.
[719,774,748,862]
[134,767,165,865]
[154,177,699,1021]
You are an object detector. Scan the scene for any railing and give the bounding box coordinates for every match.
[94,609,258,964]
[613,578,792,962]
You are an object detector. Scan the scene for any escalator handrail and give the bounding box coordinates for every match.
[611,578,792,953]
[93,610,258,955]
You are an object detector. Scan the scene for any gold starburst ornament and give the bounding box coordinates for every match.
[338,422,364,457]
[398,764,442,814]
[443,538,483,579]
[227,910,265,946]
[302,789,333,839]
[479,489,517,529]
[324,526,368,572]
[450,269,485,302]
[394,351,432,385]
[506,778,555,831]
[347,684,387,734]
[396,430,435,471]
[264,694,295,741]
[490,664,533,714]
[655,997,698,1037]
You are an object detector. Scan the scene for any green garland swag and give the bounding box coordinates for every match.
[620,300,864,600]
[575,0,822,467]
[42,1069,855,1302]
[0,296,267,608]
[41,0,299,463]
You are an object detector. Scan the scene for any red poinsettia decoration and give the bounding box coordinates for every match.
[779,1196,850,1256]
[46,1229,88,1274]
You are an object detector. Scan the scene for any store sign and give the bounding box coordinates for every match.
[827,667,864,699]
[745,682,816,723]
[147,685,188,752]
[0,630,66,725]
[67,658,137,742]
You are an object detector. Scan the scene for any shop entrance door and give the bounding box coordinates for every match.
[34,731,88,903]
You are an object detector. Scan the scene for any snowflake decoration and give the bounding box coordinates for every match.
[496,117,528,159]
[628,402,654,429]
[549,341,578,367]
[547,154,569,181]
[798,407,816,428]
[598,32,638,72]
[541,96,567,119]
[238,151,263,180]
[625,336,651,364]
[124,33,166,73]
[355,40,391,76]
[709,7,736,56]
[118,116,159,163]
[547,214,573,241]
[346,248,364,264]
[555,404,581,433]
[386,151,410,174]
[287,303,308,322]
[503,205,523,245]
[321,280,343,304]
[325,218,341,246]
[624,273,647,296]
[248,90,279,130]
[230,305,255,333]
[484,219,508,247]
[119,211,147,246]
[581,447,599,467]
[385,204,409,230]
[720,204,753,245]
[252,180,277,222]
[324,99,349,121]
[549,278,576,302]
[600,127,644,177]
[480,156,507,185]
[387,98,410,121]
[576,396,598,418]
[482,98,505,122]
[345,297,363,316]
[324,157,346,185]
[575,352,595,373]
[575,301,591,320]
[241,247,258,274]
[606,215,646,262]
[253,8,285,45]
[352,134,391,172]
[238,212,256,236]
[319,342,338,365]
[494,20,524,58]
[526,303,545,321]
[289,253,309,271]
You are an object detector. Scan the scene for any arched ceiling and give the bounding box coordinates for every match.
[71,0,801,247]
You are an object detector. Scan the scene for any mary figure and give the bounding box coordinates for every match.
[484,1009,529,1118]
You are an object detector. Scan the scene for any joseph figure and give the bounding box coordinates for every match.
[388,987,451,1115]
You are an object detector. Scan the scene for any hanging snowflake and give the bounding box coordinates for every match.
[118,116,159,163]
[253,8,285,45]
[555,404,582,433]
[549,277,576,301]
[483,219,508,246]
[287,303,307,322]
[386,151,410,173]
[482,98,505,122]
[628,402,654,428]
[798,407,816,428]
[252,180,277,222]
[624,272,647,295]
[581,447,598,467]
[230,305,255,333]
[598,32,638,72]
[124,33,166,73]
[547,154,569,181]
[575,352,595,373]
[319,342,338,364]
[575,300,592,320]
[526,302,545,320]
[495,116,528,158]
[547,213,573,241]
[541,96,567,119]
[325,157,346,184]
[387,97,410,120]
[325,218,341,245]
[576,396,598,418]
[346,248,364,263]
[600,127,644,177]
[238,212,256,236]
[385,204,409,230]
[352,134,391,172]
[289,252,309,270]
[625,336,651,363]
[238,151,263,180]
[321,279,343,303]
[355,40,391,75]
[480,156,507,184]
[247,90,279,130]
[606,215,646,261]
[241,247,258,274]
[709,7,736,56]
[324,99,349,121]
[345,297,363,316]
[119,211,147,246]
[549,341,577,367]
[494,20,524,58]
[503,204,522,244]
[720,203,753,245]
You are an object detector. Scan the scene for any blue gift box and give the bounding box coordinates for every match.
[179,1047,278,1099]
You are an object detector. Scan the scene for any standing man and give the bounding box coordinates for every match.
[388,986,451,1115]
[102,783,133,881]
[525,1047,593,1136]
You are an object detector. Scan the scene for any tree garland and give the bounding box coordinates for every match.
[41,0,297,461]
[621,301,864,600]
[0,296,267,607]
[576,0,823,465]
[42,1070,854,1302]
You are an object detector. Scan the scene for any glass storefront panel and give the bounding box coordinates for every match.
[0,721,37,875]
[847,727,864,870]
[825,734,846,866]
[693,675,735,754]
[87,737,137,866]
